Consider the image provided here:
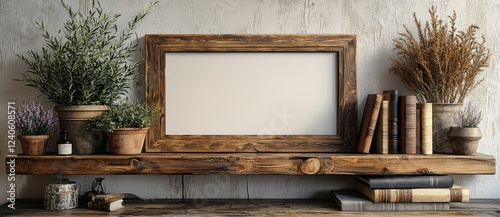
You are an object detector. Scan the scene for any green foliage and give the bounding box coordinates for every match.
[16,0,158,105]
[87,102,159,132]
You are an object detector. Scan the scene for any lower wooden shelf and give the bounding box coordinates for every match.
[1,199,500,216]
[6,153,496,175]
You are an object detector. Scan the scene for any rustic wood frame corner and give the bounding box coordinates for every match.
[145,34,357,153]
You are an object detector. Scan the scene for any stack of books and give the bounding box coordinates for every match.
[358,90,433,155]
[87,193,125,212]
[332,175,469,211]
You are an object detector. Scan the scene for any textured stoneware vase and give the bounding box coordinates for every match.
[432,103,462,153]
[447,127,482,155]
[55,105,109,154]
[18,135,49,156]
[107,128,149,155]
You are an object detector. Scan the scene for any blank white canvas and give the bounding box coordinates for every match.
[165,52,337,135]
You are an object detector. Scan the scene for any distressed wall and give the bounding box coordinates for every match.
[1,0,499,202]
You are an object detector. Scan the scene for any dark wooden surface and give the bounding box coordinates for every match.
[7,153,495,175]
[1,199,499,216]
[145,34,358,153]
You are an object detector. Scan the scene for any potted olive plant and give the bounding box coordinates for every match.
[447,102,483,155]
[390,6,491,153]
[16,0,157,154]
[15,101,58,156]
[87,102,158,155]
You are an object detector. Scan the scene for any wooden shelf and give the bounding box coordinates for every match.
[6,153,495,175]
[2,199,500,216]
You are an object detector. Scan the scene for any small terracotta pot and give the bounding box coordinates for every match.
[18,135,49,156]
[107,128,149,155]
[447,127,482,155]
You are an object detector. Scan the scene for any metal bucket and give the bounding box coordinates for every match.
[43,179,79,210]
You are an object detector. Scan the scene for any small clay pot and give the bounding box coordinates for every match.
[447,127,482,155]
[107,128,149,155]
[18,135,49,156]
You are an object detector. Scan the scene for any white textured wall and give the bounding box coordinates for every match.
[1,0,499,202]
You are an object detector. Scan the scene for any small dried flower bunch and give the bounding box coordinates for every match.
[15,101,58,135]
[453,102,482,128]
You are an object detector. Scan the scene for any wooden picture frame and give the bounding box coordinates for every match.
[145,34,357,153]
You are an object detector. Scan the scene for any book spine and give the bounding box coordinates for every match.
[359,202,449,211]
[372,107,382,154]
[357,175,454,189]
[373,101,389,154]
[88,201,108,211]
[450,186,470,202]
[398,95,417,154]
[358,94,383,154]
[416,106,421,154]
[381,101,389,154]
[417,103,433,155]
[383,90,398,154]
[87,200,123,211]
[97,201,112,211]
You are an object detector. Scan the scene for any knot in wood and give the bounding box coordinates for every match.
[131,159,141,168]
[299,158,321,175]
[417,168,430,174]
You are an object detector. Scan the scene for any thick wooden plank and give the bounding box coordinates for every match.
[7,153,495,175]
[1,199,499,216]
[145,34,358,153]
[153,136,348,153]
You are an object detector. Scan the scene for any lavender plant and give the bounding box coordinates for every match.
[453,102,483,127]
[15,101,58,135]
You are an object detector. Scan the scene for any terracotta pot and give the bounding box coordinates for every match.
[447,127,482,155]
[107,128,149,155]
[54,105,109,154]
[432,103,462,153]
[18,135,49,156]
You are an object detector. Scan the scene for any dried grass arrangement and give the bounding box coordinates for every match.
[390,6,491,103]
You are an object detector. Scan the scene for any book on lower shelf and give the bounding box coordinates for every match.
[87,198,124,212]
[356,175,454,189]
[331,190,450,211]
[92,193,125,201]
[356,181,469,203]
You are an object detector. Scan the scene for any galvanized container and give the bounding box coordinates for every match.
[43,179,79,210]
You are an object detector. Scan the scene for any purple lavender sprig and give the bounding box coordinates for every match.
[453,102,482,128]
[14,101,58,135]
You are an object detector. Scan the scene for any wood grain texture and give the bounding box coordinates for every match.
[7,153,495,175]
[145,34,358,153]
[2,199,500,217]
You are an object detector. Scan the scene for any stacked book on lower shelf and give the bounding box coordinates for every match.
[87,194,125,212]
[332,175,469,211]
